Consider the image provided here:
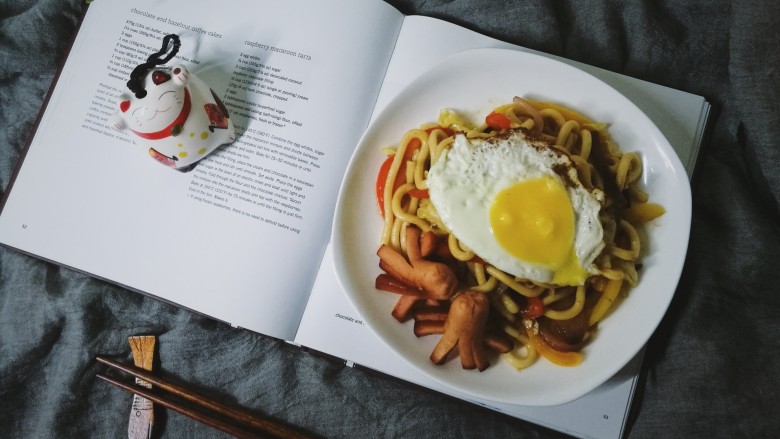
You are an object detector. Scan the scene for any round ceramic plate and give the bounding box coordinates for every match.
[332,48,691,406]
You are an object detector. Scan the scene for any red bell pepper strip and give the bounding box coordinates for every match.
[375,128,458,216]
[376,155,394,216]
[522,296,544,319]
[486,111,512,130]
[375,137,424,216]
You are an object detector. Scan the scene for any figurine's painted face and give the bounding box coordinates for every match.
[112,66,191,137]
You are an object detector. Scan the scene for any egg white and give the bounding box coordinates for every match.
[426,131,604,285]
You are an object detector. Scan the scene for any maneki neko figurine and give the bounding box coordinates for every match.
[110,34,235,172]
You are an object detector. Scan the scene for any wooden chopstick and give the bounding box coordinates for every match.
[96,356,313,439]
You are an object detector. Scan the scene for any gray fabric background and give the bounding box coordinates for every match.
[2,0,778,437]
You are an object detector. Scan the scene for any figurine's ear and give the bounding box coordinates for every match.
[171,65,189,85]
[117,93,132,112]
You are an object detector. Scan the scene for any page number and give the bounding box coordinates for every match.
[603,414,609,420]
[21,224,27,229]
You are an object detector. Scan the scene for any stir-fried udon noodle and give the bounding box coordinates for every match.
[373,97,665,371]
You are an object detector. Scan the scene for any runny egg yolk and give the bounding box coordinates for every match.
[489,176,588,285]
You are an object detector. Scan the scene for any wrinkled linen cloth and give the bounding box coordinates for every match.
[1,0,778,437]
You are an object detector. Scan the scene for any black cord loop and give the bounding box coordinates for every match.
[127,34,181,99]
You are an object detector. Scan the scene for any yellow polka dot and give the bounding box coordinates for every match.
[178,152,188,158]
[200,132,209,140]
[197,147,207,155]
[189,132,195,137]
[177,143,183,147]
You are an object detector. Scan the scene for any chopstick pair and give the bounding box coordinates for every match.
[96,356,312,439]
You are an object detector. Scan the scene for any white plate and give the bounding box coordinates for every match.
[332,48,691,406]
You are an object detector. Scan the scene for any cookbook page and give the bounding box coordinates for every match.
[295,15,706,439]
[0,0,403,340]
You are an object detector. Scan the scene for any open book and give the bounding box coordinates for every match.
[0,0,708,437]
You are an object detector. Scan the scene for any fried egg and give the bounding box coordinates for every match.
[426,130,604,286]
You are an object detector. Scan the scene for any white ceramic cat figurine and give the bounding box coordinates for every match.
[109,64,235,172]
